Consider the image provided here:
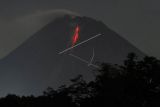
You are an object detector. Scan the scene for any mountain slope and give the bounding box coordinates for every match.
[0,15,145,96]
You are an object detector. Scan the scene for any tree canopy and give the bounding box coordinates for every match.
[0,53,160,107]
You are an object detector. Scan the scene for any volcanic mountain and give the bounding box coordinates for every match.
[0,15,144,96]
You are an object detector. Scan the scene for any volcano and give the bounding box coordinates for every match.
[0,15,145,96]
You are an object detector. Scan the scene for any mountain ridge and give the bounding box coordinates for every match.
[0,15,145,96]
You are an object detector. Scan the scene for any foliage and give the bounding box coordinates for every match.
[0,53,160,107]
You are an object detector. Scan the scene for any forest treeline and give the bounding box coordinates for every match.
[0,53,160,107]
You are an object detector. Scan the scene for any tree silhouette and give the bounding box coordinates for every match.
[0,53,160,107]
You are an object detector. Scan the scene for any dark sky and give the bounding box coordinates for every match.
[0,0,160,58]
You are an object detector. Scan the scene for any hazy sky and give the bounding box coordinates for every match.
[0,0,160,58]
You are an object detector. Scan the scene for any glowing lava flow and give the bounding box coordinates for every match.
[72,25,80,46]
